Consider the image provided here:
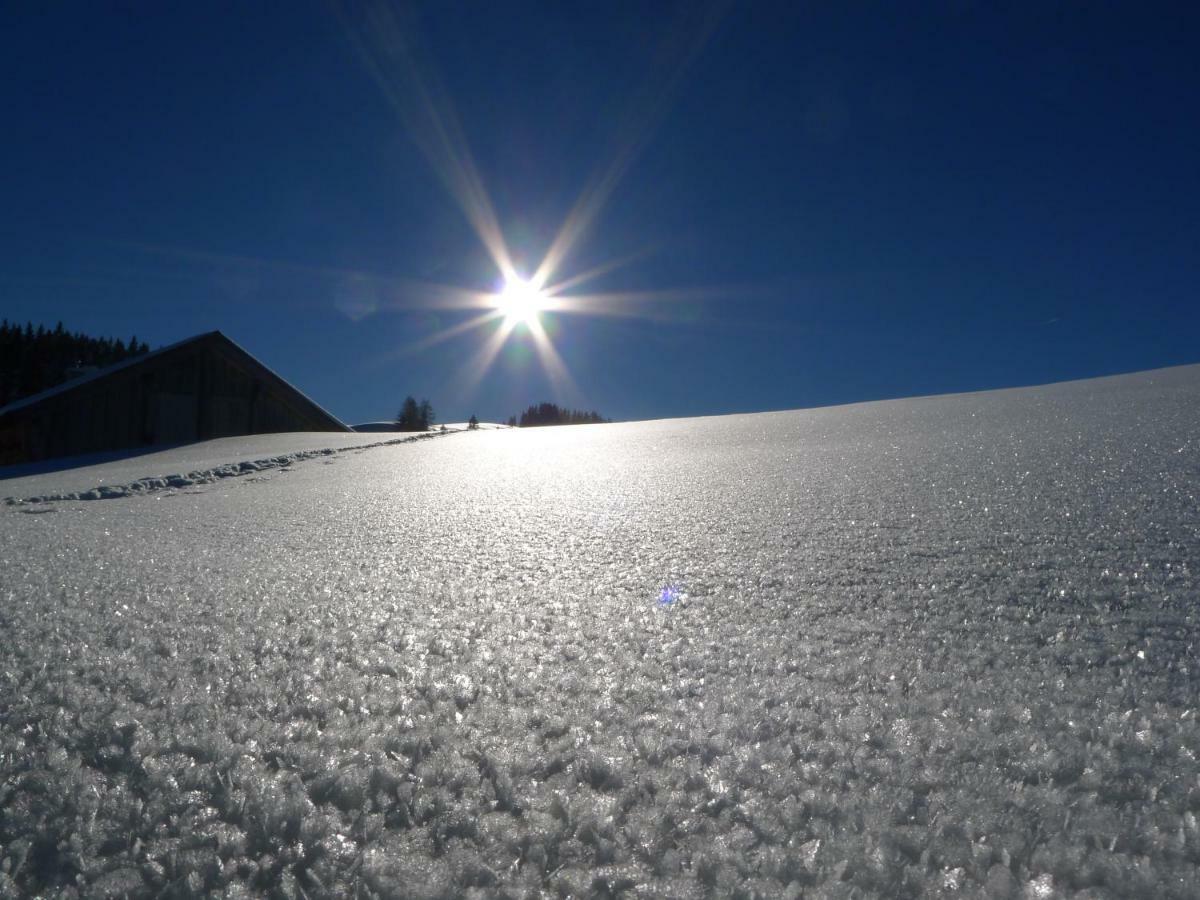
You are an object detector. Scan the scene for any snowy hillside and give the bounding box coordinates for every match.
[2,366,1199,897]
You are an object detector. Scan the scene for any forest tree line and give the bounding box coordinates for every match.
[511,402,608,427]
[391,398,608,429]
[0,320,150,407]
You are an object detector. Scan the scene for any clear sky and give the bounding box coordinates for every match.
[3,2,1198,425]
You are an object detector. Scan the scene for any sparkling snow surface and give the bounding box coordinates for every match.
[2,367,1199,898]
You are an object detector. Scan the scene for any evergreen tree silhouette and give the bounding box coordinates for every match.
[0,320,150,407]
[395,396,435,431]
[515,402,607,427]
[395,396,422,431]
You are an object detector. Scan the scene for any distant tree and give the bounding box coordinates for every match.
[395,396,421,431]
[468,414,479,430]
[396,396,435,431]
[506,415,517,428]
[515,402,608,428]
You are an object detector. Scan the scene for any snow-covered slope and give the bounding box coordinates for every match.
[2,365,1198,897]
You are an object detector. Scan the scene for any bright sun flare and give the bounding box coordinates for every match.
[495,276,546,325]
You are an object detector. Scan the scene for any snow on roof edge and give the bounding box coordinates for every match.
[0,331,221,418]
[0,330,350,431]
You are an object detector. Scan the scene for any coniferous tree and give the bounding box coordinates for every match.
[0,320,150,407]
[395,396,436,431]
[514,402,607,427]
[396,396,420,431]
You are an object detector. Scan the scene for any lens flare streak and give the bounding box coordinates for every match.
[333,1,734,405]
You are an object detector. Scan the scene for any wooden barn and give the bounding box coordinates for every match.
[0,331,349,466]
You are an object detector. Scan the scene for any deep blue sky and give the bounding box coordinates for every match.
[3,2,1198,424]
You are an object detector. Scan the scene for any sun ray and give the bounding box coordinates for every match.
[111,238,507,315]
[360,308,505,373]
[539,247,657,297]
[400,309,505,354]
[450,316,520,398]
[526,315,582,401]
[531,0,730,288]
[549,285,737,322]
[333,0,517,281]
[375,284,500,313]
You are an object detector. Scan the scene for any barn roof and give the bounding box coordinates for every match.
[0,330,349,431]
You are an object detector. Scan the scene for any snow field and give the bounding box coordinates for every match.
[1,365,1199,897]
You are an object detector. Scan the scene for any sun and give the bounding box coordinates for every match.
[494,276,547,325]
